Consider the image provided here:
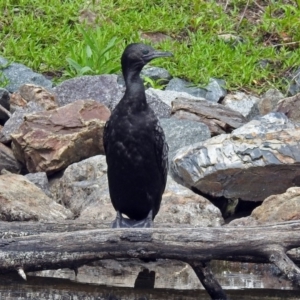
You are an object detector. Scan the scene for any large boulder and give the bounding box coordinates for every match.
[251,187,300,223]
[53,75,170,117]
[53,75,124,109]
[0,173,73,221]
[171,98,247,136]
[50,155,223,226]
[171,113,300,202]
[11,100,110,174]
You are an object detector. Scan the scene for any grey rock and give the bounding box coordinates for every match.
[141,66,172,84]
[171,97,247,136]
[166,77,226,103]
[0,142,21,173]
[54,75,170,118]
[50,155,223,226]
[233,112,297,136]
[25,172,52,198]
[0,101,44,143]
[288,67,300,96]
[156,175,224,227]
[160,118,211,161]
[146,88,205,107]
[171,112,300,202]
[0,56,53,92]
[50,155,113,221]
[258,88,284,115]
[251,187,300,223]
[0,173,73,221]
[222,92,260,120]
[53,74,124,110]
[146,91,171,118]
[229,186,300,226]
[0,88,10,123]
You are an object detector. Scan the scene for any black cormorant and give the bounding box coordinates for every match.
[103,43,172,228]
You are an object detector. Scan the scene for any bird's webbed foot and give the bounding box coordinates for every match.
[111,210,153,228]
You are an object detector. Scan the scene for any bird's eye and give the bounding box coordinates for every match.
[142,49,149,55]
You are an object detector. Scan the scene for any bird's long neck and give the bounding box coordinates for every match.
[121,67,147,112]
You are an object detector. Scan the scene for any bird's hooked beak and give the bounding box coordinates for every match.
[143,50,173,62]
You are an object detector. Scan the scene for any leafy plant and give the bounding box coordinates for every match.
[142,76,167,90]
[65,27,121,77]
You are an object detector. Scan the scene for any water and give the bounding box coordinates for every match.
[0,260,299,300]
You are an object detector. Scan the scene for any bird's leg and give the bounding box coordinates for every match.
[132,210,153,228]
[111,211,123,228]
[111,210,153,228]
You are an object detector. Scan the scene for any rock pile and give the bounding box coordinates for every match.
[1,56,300,288]
[0,56,300,225]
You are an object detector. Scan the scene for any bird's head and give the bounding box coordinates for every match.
[121,43,173,74]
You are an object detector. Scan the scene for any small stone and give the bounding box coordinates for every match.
[287,67,300,96]
[19,84,58,110]
[171,97,247,136]
[258,89,284,115]
[275,92,300,123]
[166,77,226,103]
[222,92,260,120]
[10,92,28,113]
[146,88,204,107]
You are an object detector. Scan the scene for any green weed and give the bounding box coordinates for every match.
[0,0,299,93]
[65,27,122,77]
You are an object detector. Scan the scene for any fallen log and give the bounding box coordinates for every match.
[1,220,300,300]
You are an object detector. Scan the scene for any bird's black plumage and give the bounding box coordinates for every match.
[103,43,172,228]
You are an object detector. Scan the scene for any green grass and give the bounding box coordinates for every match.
[0,0,300,93]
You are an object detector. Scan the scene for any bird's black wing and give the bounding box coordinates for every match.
[154,120,169,191]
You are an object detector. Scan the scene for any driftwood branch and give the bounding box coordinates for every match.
[0,221,300,279]
[1,221,300,300]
